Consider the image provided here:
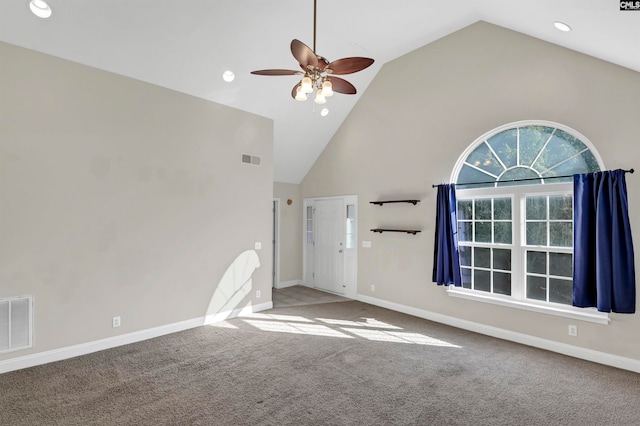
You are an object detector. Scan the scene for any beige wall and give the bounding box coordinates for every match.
[301,22,640,361]
[0,42,273,361]
[273,182,302,284]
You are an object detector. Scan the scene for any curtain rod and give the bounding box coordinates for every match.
[431,168,635,188]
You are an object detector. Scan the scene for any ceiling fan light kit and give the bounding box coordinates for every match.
[251,0,374,105]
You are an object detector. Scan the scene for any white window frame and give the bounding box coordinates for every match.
[447,121,609,325]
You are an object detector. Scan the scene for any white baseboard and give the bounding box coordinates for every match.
[0,301,273,375]
[276,280,301,289]
[356,294,640,374]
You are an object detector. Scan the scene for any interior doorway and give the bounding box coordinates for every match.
[272,198,280,288]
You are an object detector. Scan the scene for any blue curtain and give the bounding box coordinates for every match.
[432,184,462,286]
[573,169,636,313]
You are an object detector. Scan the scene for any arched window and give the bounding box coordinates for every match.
[452,121,603,308]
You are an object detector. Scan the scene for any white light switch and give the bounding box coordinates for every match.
[255,242,262,250]
[362,241,372,248]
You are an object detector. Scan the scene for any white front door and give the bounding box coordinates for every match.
[313,199,345,294]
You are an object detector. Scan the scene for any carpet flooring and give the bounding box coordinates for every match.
[272,285,350,308]
[1,300,639,425]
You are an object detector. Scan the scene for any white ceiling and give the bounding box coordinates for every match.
[1,1,638,183]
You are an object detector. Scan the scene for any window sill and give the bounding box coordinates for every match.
[446,287,610,325]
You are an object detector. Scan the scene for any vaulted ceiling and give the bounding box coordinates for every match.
[1,1,638,183]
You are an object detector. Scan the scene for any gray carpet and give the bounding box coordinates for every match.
[1,301,639,425]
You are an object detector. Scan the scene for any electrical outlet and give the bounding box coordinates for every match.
[112,316,121,328]
[371,284,375,292]
[256,290,261,298]
[568,325,578,337]
[254,242,262,250]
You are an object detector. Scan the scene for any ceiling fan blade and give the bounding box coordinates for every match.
[327,57,375,75]
[291,39,318,68]
[328,76,357,95]
[251,69,303,76]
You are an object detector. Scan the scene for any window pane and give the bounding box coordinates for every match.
[461,268,472,289]
[474,270,491,292]
[533,130,586,171]
[474,247,491,268]
[346,235,354,249]
[494,222,512,244]
[459,246,471,267]
[458,222,473,242]
[475,222,492,243]
[457,165,495,188]
[493,249,511,271]
[527,275,547,301]
[493,198,511,220]
[548,156,592,177]
[526,222,547,246]
[519,126,555,167]
[457,200,473,220]
[493,272,511,295]
[346,205,355,249]
[580,150,602,173]
[549,278,573,305]
[497,167,542,186]
[526,196,547,220]
[549,222,572,247]
[466,143,504,177]
[527,251,547,274]
[549,252,572,277]
[549,196,572,220]
[486,129,517,168]
[555,129,588,152]
[475,199,492,220]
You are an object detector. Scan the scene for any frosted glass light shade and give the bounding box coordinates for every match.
[295,86,307,101]
[321,80,333,97]
[314,89,326,104]
[301,77,313,94]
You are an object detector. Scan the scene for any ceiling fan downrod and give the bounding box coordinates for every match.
[313,0,317,54]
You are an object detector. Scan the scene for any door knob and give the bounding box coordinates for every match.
[338,249,343,253]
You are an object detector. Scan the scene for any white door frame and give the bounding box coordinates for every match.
[302,195,358,299]
[272,198,280,289]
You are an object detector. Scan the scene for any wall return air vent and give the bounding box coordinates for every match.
[241,154,261,166]
[0,295,33,354]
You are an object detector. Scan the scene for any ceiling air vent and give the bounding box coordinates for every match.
[241,153,261,166]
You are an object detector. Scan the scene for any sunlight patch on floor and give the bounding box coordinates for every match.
[316,317,402,330]
[242,319,353,338]
[208,321,238,329]
[243,313,314,323]
[240,313,460,348]
[341,328,460,347]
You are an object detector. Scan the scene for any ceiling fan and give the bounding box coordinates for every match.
[250,0,374,104]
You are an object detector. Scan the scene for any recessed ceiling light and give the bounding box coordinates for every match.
[222,70,235,82]
[29,0,52,18]
[554,21,572,32]
[321,108,329,117]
